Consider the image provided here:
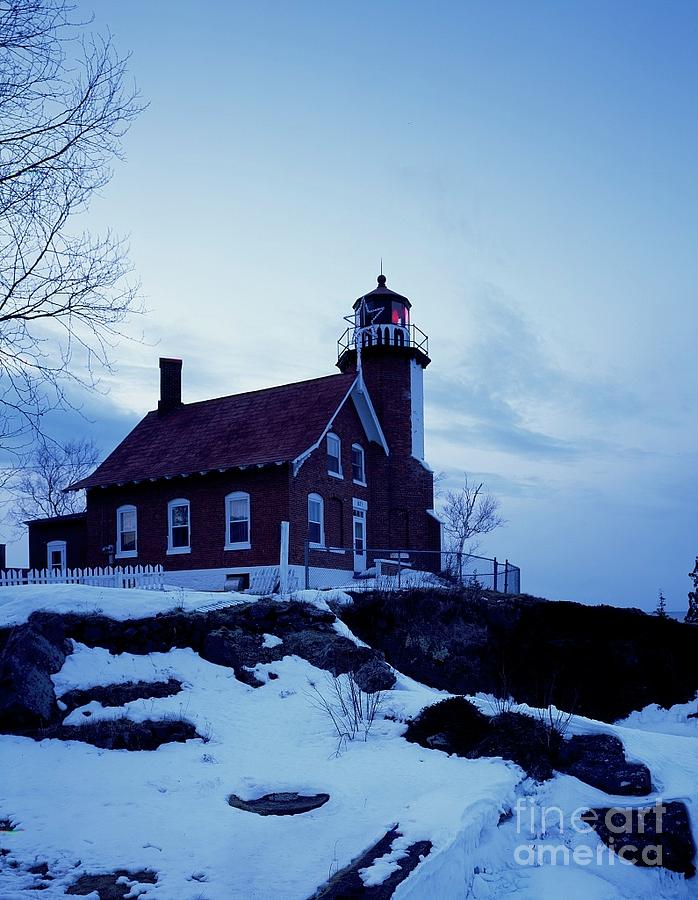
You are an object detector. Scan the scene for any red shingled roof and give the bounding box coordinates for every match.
[69,373,357,491]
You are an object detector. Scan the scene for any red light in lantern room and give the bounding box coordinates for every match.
[391,303,410,326]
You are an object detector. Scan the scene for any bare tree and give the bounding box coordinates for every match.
[442,473,504,557]
[6,437,99,523]
[0,0,143,454]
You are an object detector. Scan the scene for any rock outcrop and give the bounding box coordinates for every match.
[582,801,696,877]
[0,598,393,736]
[341,587,698,722]
[0,619,68,730]
[557,733,652,795]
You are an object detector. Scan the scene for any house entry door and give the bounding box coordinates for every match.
[353,499,367,573]
[47,541,67,571]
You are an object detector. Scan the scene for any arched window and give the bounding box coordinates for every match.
[327,433,342,477]
[351,443,366,484]
[116,505,137,558]
[167,498,191,553]
[225,492,251,550]
[308,493,324,547]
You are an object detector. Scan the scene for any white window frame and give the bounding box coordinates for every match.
[225,491,251,551]
[47,540,67,570]
[327,432,343,478]
[116,504,138,559]
[167,498,191,555]
[308,493,325,548]
[351,443,366,485]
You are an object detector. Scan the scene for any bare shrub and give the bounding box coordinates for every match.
[307,672,384,754]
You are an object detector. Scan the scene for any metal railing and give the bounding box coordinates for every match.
[303,544,520,595]
[337,323,430,360]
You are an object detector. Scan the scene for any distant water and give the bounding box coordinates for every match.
[667,609,689,622]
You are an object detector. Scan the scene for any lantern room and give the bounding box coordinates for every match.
[353,274,411,328]
[336,273,430,371]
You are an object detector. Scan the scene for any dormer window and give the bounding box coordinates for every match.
[351,443,366,484]
[327,433,342,478]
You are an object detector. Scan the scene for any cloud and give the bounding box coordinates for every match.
[426,285,647,463]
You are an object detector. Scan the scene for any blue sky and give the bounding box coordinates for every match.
[3,1,697,611]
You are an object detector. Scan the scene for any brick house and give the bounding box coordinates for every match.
[27,275,442,589]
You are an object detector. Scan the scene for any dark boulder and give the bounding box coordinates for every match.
[582,800,696,877]
[557,734,652,795]
[353,658,396,693]
[203,627,269,670]
[283,630,386,680]
[0,623,68,730]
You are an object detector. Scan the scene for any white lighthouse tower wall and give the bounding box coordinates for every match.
[410,358,425,461]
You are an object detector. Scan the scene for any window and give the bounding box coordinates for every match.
[116,505,137,558]
[168,499,190,553]
[225,492,251,550]
[327,433,342,477]
[47,540,66,571]
[351,444,366,484]
[308,493,324,547]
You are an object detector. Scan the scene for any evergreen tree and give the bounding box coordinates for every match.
[655,590,668,619]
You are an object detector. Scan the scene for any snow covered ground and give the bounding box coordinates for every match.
[1,584,697,898]
[0,582,253,628]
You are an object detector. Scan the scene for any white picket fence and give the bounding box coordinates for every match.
[0,564,165,591]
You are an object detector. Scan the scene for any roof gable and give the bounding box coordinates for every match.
[68,373,362,491]
[291,377,389,475]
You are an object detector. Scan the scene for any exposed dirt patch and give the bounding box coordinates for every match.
[228,791,330,816]
[59,678,183,713]
[41,717,200,750]
[311,826,431,898]
[67,869,157,898]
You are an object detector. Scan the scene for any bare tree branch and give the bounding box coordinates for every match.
[4,436,99,524]
[0,0,144,456]
[441,473,505,556]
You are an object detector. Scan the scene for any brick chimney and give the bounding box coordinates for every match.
[158,357,183,413]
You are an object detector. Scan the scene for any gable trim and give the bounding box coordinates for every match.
[292,376,388,476]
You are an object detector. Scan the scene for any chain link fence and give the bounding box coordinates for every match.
[302,544,521,595]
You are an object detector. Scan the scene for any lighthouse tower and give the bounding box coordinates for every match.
[337,275,439,552]
[337,274,430,462]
